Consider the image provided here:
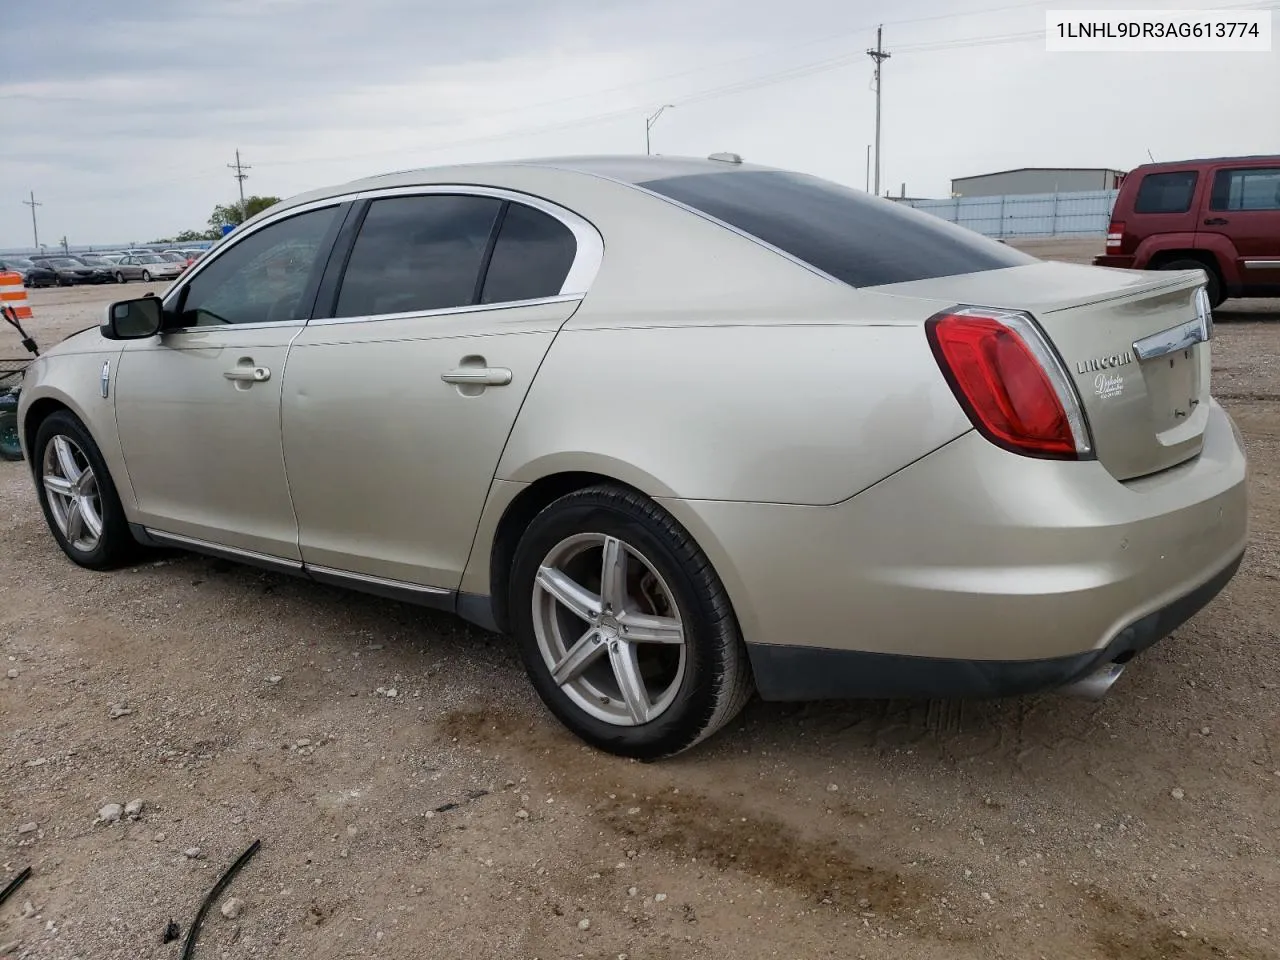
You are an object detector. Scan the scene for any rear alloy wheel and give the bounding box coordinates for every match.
[33,411,138,569]
[509,485,753,759]
[1160,258,1224,308]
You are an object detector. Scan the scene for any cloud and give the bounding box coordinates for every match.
[2,0,1277,247]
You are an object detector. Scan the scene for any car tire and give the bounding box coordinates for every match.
[508,484,754,759]
[141,270,152,282]
[115,272,125,284]
[0,410,22,461]
[1160,258,1224,308]
[32,410,139,570]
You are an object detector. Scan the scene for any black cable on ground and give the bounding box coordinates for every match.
[0,867,32,909]
[180,840,261,960]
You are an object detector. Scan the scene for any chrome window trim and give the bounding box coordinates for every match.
[163,187,604,325]
[307,293,582,327]
[160,319,308,336]
[345,183,604,297]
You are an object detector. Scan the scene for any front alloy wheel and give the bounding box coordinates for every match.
[33,411,138,569]
[42,435,105,553]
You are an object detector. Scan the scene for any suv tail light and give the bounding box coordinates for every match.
[1105,220,1125,250]
[926,307,1092,460]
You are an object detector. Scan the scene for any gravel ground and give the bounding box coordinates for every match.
[2,262,1279,960]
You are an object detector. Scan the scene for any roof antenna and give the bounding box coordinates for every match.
[1146,148,1156,163]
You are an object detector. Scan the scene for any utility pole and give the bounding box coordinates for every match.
[227,149,251,221]
[865,144,871,192]
[866,25,891,198]
[645,105,674,156]
[22,191,42,251]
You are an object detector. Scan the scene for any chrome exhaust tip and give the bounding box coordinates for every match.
[1060,661,1126,701]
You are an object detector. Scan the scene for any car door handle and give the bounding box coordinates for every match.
[1203,217,1229,226]
[223,366,271,383]
[441,367,511,386]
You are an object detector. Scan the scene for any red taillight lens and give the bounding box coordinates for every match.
[926,308,1091,460]
[1105,220,1125,250]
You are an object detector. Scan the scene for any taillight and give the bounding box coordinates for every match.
[1106,220,1125,250]
[926,307,1092,460]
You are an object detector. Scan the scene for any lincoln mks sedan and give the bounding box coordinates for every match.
[17,154,1248,758]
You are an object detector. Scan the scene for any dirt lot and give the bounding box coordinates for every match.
[3,259,1279,960]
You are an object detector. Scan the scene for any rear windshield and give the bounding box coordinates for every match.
[635,169,1033,288]
[1133,171,1198,214]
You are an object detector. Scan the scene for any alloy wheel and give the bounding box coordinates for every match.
[532,532,687,726]
[41,435,104,553]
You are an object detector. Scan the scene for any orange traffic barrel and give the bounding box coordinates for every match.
[0,272,33,321]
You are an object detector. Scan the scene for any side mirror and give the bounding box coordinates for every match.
[101,296,163,340]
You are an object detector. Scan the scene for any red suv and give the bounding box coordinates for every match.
[1094,155,1280,307]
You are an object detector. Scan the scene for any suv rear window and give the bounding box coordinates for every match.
[1133,171,1198,214]
[1210,167,1280,211]
[636,170,1033,288]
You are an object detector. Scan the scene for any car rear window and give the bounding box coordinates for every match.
[1133,171,1198,214]
[634,169,1033,288]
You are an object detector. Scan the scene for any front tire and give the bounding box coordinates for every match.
[141,270,152,282]
[509,485,753,759]
[115,272,125,284]
[33,411,138,569]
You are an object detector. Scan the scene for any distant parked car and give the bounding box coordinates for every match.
[111,254,183,283]
[158,251,193,270]
[0,257,39,285]
[30,256,110,285]
[1095,154,1280,306]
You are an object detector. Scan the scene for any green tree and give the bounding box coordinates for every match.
[208,195,281,235]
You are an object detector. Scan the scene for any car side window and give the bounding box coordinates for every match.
[1210,168,1280,212]
[334,195,504,318]
[177,206,339,327]
[479,202,577,304]
[1133,171,1198,214]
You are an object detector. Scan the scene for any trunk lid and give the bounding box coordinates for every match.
[873,260,1212,481]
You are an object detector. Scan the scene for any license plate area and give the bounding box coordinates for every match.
[1141,347,1204,432]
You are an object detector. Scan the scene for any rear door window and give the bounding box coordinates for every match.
[1133,171,1199,214]
[479,203,577,304]
[637,169,1032,288]
[335,195,503,317]
[1209,167,1280,211]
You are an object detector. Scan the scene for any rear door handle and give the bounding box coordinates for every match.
[441,367,512,386]
[1203,217,1229,226]
[223,365,271,382]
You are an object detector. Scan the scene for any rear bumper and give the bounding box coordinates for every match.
[746,549,1242,700]
[1093,255,1137,269]
[659,400,1248,700]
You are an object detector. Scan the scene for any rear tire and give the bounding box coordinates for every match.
[33,411,139,570]
[508,485,753,759]
[1160,258,1224,308]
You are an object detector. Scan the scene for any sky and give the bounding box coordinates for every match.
[1,0,1277,248]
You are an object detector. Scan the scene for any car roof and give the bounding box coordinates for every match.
[270,154,771,210]
[1126,154,1280,175]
